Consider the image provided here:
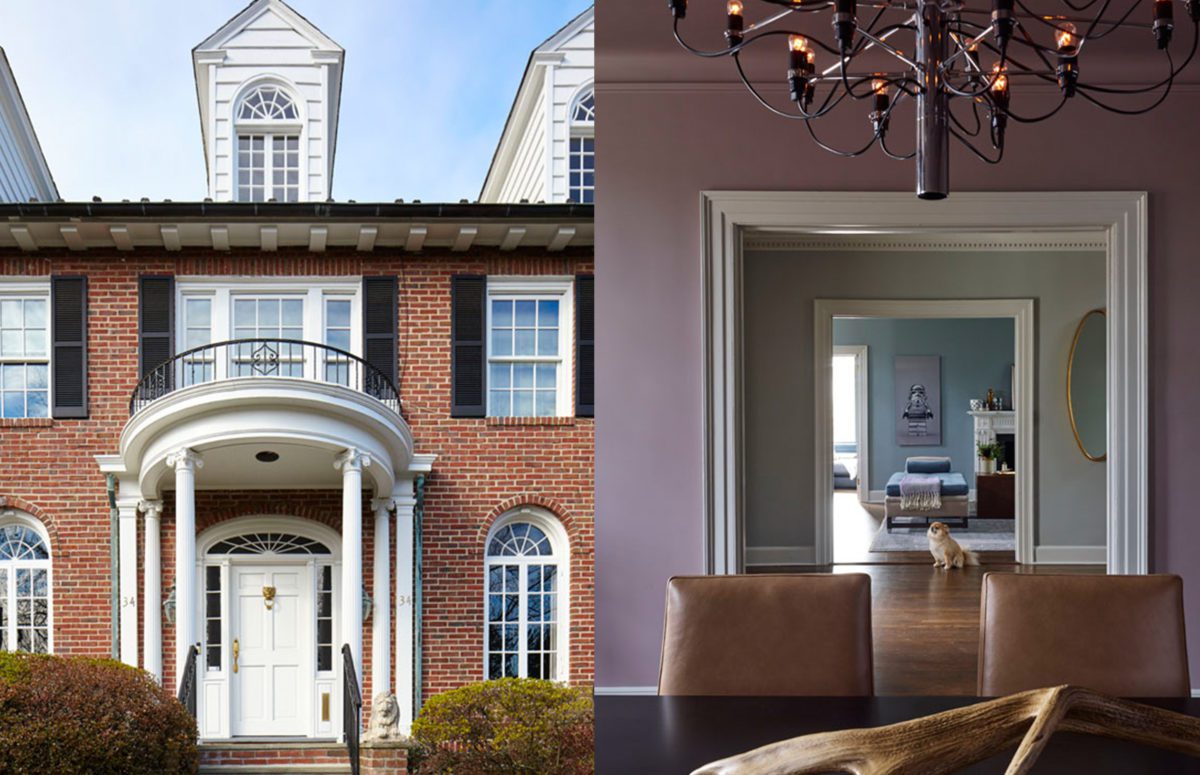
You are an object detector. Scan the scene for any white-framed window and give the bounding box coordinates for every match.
[568,86,595,205]
[235,84,302,202]
[177,279,361,385]
[484,509,569,681]
[0,286,50,419]
[0,512,52,654]
[486,278,573,418]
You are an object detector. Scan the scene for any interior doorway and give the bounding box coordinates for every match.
[827,313,1023,565]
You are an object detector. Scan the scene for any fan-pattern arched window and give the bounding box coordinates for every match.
[485,519,564,681]
[238,85,298,121]
[0,518,51,653]
[236,84,301,202]
[207,532,331,556]
[571,88,595,123]
[568,86,595,204]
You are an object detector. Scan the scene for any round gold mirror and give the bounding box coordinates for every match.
[1067,308,1106,462]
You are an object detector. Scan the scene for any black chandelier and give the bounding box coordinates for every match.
[668,0,1199,198]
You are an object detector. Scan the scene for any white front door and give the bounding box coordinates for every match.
[231,565,311,737]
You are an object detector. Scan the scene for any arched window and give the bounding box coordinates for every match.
[237,85,299,121]
[568,86,595,204]
[235,83,301,203]
[485,512,568,681]
[0,513,51,653]
[571,88,595,123]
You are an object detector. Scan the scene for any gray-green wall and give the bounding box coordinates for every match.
[833,317,1015,492]
[744,248,1106,553]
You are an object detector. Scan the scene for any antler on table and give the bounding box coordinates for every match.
[691,685,1200,775]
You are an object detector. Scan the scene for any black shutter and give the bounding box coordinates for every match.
[139,276,174,378]
[450,275,486,417]
[362,276,398,386]
[575,274,594,417]
[51,276,87,418]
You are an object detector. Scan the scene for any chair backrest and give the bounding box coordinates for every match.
[978,573,1190,697]
[658,574,873,696]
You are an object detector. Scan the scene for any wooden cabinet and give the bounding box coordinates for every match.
[976,474,1016,519]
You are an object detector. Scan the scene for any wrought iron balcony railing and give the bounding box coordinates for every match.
[130,338,401,416]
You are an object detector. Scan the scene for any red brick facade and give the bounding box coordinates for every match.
[0,246,594,711]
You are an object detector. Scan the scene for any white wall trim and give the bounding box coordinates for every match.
[1033,546,1107,564]
[817,299,1035,565]
[593,685,659,696]
[744,546,817,566]
[832,344,870,504]
[701,191,1149,576]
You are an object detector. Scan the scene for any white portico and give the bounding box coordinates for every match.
[98,362,433,739]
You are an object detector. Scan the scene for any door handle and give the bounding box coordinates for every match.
[233,638,239,673]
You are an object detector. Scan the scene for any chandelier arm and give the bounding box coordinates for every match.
[856,28,923,68]
[1077,21,1198,93]
[805,118,882,156]
[1005,94,1069,122]
[942,54,1009,98]
[942,26,996,71]
[1010,21,1060,71]
[951,127,1005,164]
[733,52,852,119]
[1074,51,1178,114]
[1080,0,1142,41]
[803,91,908,156]
[949,96,984,136]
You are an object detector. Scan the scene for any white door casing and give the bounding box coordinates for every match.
[231,564,311,737]
[701,190,1148,575]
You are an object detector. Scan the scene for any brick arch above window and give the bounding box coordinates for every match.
[479,495,580,548]
[0,496,58,553]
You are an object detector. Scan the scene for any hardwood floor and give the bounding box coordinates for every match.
[832,491,1015,565]
[749,563,1104,695]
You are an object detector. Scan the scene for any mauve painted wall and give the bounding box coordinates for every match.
[595,0,1200,689]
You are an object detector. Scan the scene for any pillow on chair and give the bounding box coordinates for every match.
[906,456,952,474]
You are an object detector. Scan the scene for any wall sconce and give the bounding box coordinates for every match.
[362,585,373,622]
[163,585,176,626]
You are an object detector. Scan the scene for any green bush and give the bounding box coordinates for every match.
[0,652,198,775]
[412,678,593,774]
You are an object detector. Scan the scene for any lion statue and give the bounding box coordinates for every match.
[364,692,405,742]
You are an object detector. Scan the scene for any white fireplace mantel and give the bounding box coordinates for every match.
[970,410,1016,474]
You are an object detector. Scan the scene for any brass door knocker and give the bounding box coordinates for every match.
[262,585,276,610]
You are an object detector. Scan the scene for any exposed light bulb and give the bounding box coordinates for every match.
[727,0,745,44]
[789,34,809,52]
[872,79,888,95]
[990,64,1009,99]
[1056,22,1077,52]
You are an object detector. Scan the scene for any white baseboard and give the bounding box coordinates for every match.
[744,546,817,566]
[593,686,658,696]
[1033,545,1106,564]
[1191,688,1200,699]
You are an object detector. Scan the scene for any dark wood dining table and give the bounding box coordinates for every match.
[595,695,1200,774]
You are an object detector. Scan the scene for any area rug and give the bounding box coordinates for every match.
[869,519,1015,553]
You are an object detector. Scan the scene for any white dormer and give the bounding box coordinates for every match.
[193,0,343,202]
[481,7,594,204]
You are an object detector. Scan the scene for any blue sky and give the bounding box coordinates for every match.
[0,0,591,202]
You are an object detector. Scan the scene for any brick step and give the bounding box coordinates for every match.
[199,741,352,775]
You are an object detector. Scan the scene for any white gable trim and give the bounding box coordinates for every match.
[194,0,342,54]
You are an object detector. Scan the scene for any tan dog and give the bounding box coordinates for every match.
[927,522,979,569]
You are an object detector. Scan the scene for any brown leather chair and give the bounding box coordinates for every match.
[978,573,1190,697]
[658,574,873,696]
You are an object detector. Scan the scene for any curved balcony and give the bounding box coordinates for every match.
[130,339,401,416]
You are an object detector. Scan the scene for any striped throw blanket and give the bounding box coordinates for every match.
[899,474,942,510]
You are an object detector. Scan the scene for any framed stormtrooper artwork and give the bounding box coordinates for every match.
[895,355,941,446]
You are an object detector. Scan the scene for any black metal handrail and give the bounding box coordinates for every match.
[129,338,401,416]
[342,644,362,775]
[178,642,200,719]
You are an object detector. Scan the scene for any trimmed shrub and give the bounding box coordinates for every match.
[0,652,198,775]
[412,678,593,774]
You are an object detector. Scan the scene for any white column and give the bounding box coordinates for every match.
[167,448,202,691]
[371,498,394,697]
[117,500,139,667]
[394,482,417,735]
[335,448,370,687]
[140,500,164,682]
